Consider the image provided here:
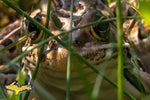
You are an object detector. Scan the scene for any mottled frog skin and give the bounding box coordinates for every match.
[22,1,150,100]
[1,0,150,100]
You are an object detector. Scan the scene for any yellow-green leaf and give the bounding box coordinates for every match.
[139,0,150,25]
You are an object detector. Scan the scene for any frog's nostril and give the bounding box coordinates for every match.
[74,39,81,45]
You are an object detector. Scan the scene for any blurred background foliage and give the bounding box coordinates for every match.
[138,0,150,26]
[0,0,41,30]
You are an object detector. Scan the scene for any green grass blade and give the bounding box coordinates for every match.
[0,82,8,100]
[33,81,55,100]
[127,24,147,99]
[32,0,51,82]
[0,33,33,53]
[0,53,18,73]
[116,0,123,100]
[72,55,93,100]
[17,16,25,100]
[24,0,51,99]
[92,50,113,100]
[66,0,74,100]
[19,17,24,69]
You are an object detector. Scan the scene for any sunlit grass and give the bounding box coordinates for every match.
[116,0,123,100]
[138,0,150,25]
[66,0,74,100]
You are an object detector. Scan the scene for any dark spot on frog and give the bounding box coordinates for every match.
[73,39,82,46]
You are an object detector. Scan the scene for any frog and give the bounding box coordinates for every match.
[0,0,150,100]
[21,0,150,100]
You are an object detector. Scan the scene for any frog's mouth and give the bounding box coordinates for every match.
[36,42,118,72]
[23,41,118,73]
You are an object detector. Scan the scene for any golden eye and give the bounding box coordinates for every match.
[90,13,109,41]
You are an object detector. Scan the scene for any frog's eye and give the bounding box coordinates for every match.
[28,13,45,42]
[28,14,42,33]
[90,13,109,41]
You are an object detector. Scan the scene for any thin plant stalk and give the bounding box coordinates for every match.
[32,0,51,80]
[18,16,24,100]
[19,17,24,69]
[127,21,146,99]
[72,56,93,100]
[66,0,74,100]
[24,0,51,99]
[0,33,34,53]
[92,50,113,100]
[116,0,124,100]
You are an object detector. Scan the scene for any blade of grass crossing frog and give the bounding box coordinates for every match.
[19,16,24,68]
[24,0,52,100]
[0,82,8,100]
[66,0,74,100]
[8,93,18,100]
[129,54,147,98]
[33,81,56,100]
[72,55,93,100]
[0,53,18,73]
[124,69,146,94]
[18,16,25,100]
[0,33,33,53]
[92,49,114,99]
[126,25,148,99]
[116,0,124,99]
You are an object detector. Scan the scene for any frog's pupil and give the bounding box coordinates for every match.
[94,13,103,21]
[94,13,109,31]
[28,15,41,33]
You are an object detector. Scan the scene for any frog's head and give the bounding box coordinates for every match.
[23,7,118,73]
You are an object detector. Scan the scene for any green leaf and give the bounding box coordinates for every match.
[139,0,150,25]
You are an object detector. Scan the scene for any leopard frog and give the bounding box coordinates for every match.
[1,0,149,100]
[21,1,150,100]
